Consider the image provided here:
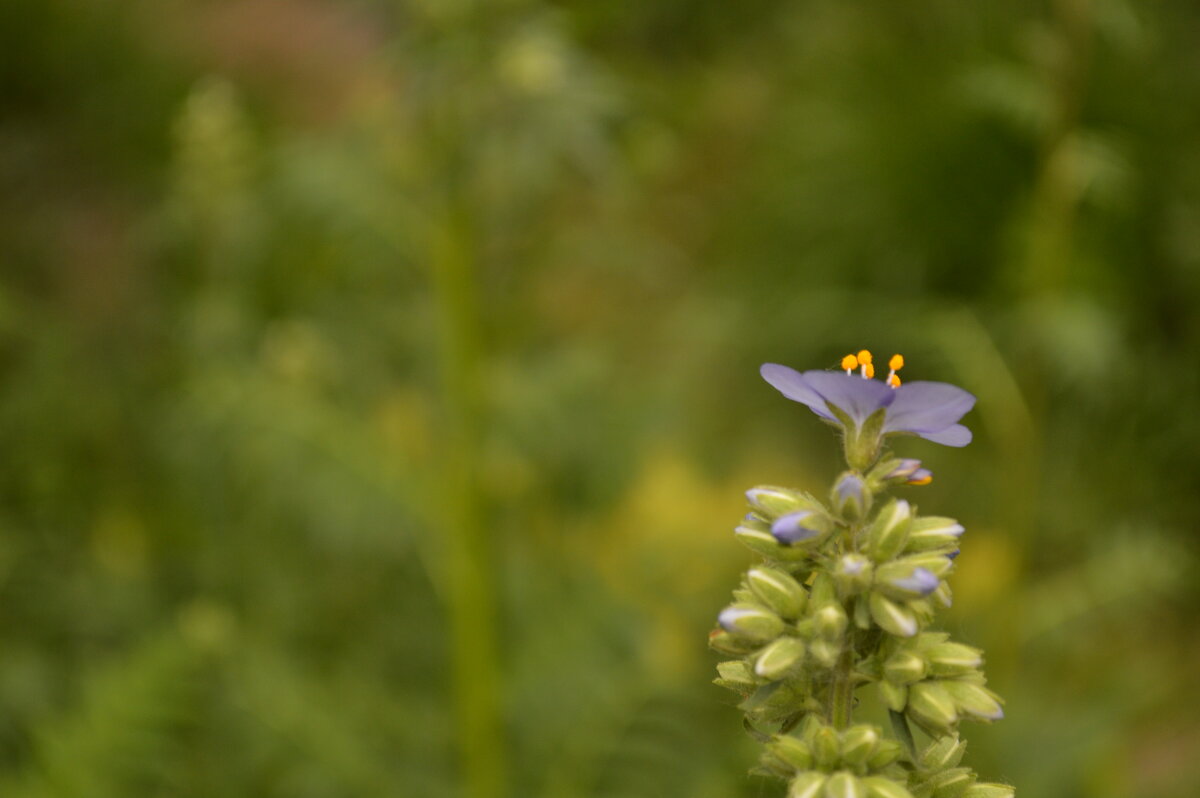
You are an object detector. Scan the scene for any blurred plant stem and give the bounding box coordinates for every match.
[432,202,505,798]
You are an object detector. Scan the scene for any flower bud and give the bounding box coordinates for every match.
[773,510,828,546]
[747,486,811,517]
[789,772,828,798]
[815,603,849,641]
[928,767,974,798]
[867,499,913,563]
[839,725,880,766]
[874,564,940,601]
[883,650,928,684]
[925,642,983,677]
[832,473,870,520]
[734,524,786,557]
[942,681,1004,721]
[904,516,965,552]
[809,638,841,669]
[863,776,916,798]
[714,660,757,693]
[835,554,874,596]
[960,784,1014,798]
[748,567,809,618]
[811,726,841,769]
[824,771,867,798]
[906,681,959,735]
[755,637,808,680]
[877,680,907,713]
[718,604,784,643]
[865,739,902,770]
[768,735,814,771]
[868,593,918,638]
[918,735,966,771]
[708,629,758,656]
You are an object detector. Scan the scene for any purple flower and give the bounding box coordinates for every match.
[771,510,822,545]
[760,361,975,447]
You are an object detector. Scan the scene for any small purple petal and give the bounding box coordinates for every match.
[834,473,866,504]
[908,468,933,484]
[760,364,835,420]
[840,555,867,576]
[889,567,939,596]
[882,381,976,435]
[717,607,753,633]
[802,370,896,426]
[918,424,972,447]
[771,510,821,544]
[885,459,922,480]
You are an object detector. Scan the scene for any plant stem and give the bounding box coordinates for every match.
[829,643,855,729]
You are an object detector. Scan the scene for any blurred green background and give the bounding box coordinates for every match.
[1,1,1198,796]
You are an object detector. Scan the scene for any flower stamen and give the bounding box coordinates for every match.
[841,353,859,375]
[886,353,904,389]
[857,349,873,379]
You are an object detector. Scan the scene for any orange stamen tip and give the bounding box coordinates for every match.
[864,362,875,378]
[887,374,901,387]
[889,354,904,370]
[856,349,873,365]
[908,475,933,486]
[841,354,859,371]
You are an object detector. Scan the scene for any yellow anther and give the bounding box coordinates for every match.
[841,354,859,371]
[908,474,932,486]
[856,350,873,365]
[863,362,875,379]
[887,373,901,388]
[889,354,904,371]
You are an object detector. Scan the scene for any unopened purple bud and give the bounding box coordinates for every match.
[889,567,939,596]
[907,468,934,485]
[832,472,870,519]
[885,459,923,480]
[771,510,821,545]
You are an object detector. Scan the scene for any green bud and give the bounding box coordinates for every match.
[895,553,954,578]
[925,643,983,677]
[789,772,828,798]
[812,726,842,769]
[867,499,913,563]
[839,725,880,766]
[883,651,928,685]
[735,525,809,561]
[747,486,813,518]
[852,596,872,630]
[960,784,1014,798]
[714,660,757,692]
[768,735,814,771]
[863,776,915,798]
[918,735,966,771]
[832,472,871,521]
[877,680,907,713]
[906,681,959,735]
[815,603,849,641]
[904,517,964,552]
[809,638,841,669]
[866,739,903,770]
[718,603,785,643]
[810,573,837,606]
[835,554,874,596]
[825,771,867,798]
[942,681,1004,721]
[869,593,919,638]
[932,582,953,609]
[928,767,974,798]
[708,629,758,656]
[749,567,809,619]
[755,637,808,680]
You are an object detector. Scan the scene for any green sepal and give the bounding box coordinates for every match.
[736,525,811,562]
[927,767,975,798]
[768,734,815,771]
[869,593,919,638]
[906,682,959,735]
[839,725,881,766]
[809,638,841,669]
[812,725,842,769]
[960,784,1014,798]
[863,776,916,798]
[867,499,913,563]
[790,772,828,798]
[918,735,966,771]
[924,643,982,677]
[878,680,908,713]
[708,629,759,656]
[756,637,808,680]
[866,739,903,770]
[815,603,849,642]
[720,603,785,643]
[883,651,928,685]
[749,566,810,619]
[714,659,758,692]
[825,771,867,798]
[941,681,1004,721]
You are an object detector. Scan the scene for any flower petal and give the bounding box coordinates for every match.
[760,363,834,420]
[917,424,972,447]
[801,370,896,426]
[882,381,976,434]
